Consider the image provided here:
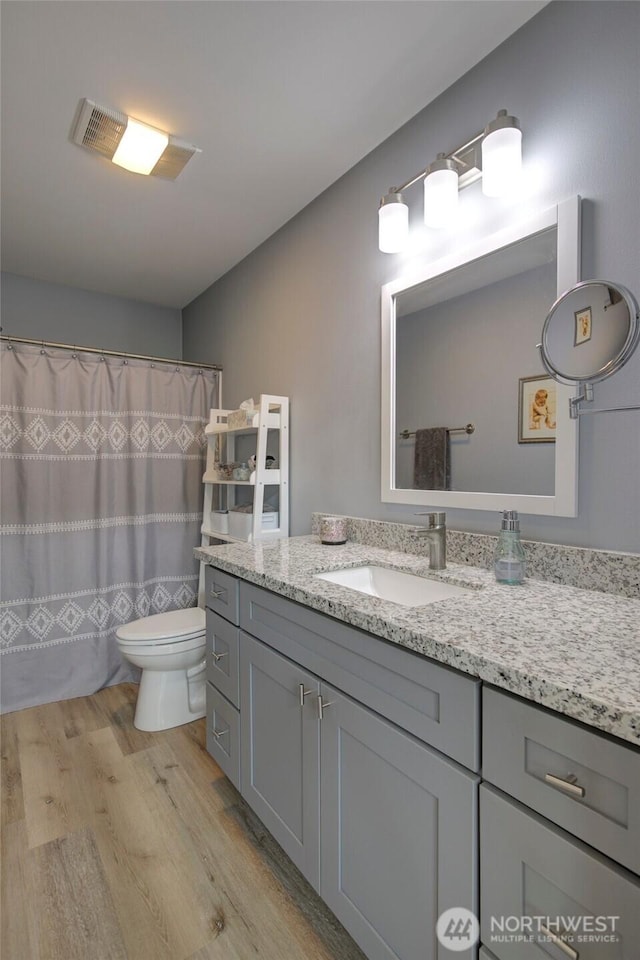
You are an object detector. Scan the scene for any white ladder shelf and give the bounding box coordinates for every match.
[200,394,289,548]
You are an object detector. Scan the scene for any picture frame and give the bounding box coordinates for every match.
[518,375,556,443]
[574,305,592,345]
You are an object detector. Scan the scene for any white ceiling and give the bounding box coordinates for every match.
[1,1,546,309]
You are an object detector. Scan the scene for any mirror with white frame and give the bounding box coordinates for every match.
[381,197,581,516]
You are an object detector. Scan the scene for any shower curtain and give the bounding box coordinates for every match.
[0,342,219,713]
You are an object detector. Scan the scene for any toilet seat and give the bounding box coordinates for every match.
[116,607,206,646]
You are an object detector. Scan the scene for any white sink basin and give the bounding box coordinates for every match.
[315,565,472,607]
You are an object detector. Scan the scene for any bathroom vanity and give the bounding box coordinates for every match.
[197,534,640,960]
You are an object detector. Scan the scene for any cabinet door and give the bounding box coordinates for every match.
[204,567,239,623]
[320,685,479,960]
[483,687,640,874]
[206,683,241,791]
[240,631,321,889]
[480,785,640,960]
[206,610,240,707]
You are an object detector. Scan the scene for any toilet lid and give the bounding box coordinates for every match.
[116,606,206,643]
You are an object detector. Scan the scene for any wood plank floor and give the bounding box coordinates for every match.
[1,683,365,960]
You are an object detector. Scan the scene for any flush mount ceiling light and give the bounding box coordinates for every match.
[378,109,522,252]
[71,99,201,180]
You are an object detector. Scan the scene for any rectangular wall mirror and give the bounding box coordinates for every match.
[381,197,581,516]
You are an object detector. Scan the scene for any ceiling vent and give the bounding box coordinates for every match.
[150,139,200,180]
[71,98,200,180]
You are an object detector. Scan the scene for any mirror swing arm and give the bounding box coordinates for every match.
[569,383,595,420]
[568,384,640,420]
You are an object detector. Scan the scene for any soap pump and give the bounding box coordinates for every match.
[494,510,526,585]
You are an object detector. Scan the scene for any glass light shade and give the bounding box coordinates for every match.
[378,196,409,253]
[424,167,458,228]
[112,118,169,175]
[482,125,522,197]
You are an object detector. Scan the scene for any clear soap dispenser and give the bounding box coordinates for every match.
[494,510,526,585]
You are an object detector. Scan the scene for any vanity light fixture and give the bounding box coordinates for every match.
[71,98,201,180]
[423,154,459,228]
[481,110,522,197]
[378,109,522,252]
[378,191,410,253]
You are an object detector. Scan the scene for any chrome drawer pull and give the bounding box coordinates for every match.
[211,651,228,662]
[212,727,229,740]
[539,923,579,960]
[317,695,335,720]
[299,684,313,707]
[544,772,586,798]
[210,588,226,599]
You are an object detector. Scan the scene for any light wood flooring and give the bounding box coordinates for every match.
[1,682,365,960]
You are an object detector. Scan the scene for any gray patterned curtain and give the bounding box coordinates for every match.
[0,342,219,713]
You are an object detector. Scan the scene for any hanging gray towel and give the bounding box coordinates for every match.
[413,427,450,490]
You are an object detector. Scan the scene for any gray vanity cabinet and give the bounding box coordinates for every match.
[240,630,321,888]
[204,564,640,960]
[320,683,479,960]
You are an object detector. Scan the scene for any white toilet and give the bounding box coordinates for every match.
[116,606,207,731]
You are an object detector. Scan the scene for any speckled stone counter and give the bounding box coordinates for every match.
[195,536,640,746]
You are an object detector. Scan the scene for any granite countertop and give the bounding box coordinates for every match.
[196,535,640,746]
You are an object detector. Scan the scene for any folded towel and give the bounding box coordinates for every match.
[413,427,450,490]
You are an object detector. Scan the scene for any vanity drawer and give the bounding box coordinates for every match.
[483,687,640,874]
[206,610,240,707]
[205,683,240,791]
[480,785,640,960]
[204,566,239,624]
[239,582,480,770]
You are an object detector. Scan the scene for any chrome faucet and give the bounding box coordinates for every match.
[415,512,447,570]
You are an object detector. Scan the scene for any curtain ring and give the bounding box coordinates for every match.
[72,344,78,359]
[41,339,46,355]
[123,359,128,365]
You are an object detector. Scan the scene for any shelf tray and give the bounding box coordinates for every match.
[202,470,281,485]
[205,411,280,436]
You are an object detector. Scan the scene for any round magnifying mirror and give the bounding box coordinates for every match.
[540,280,640,385]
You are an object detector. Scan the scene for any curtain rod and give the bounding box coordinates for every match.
[0,334,222,372]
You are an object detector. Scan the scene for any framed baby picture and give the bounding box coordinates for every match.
[518,375,557,443]
[574,305,592,345]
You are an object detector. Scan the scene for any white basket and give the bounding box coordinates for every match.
[210,510,229,535]
[228,511,279,540]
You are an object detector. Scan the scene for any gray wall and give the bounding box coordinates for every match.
[396,262,557,494]
[183,2,640,552]
[2,272,182,359]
